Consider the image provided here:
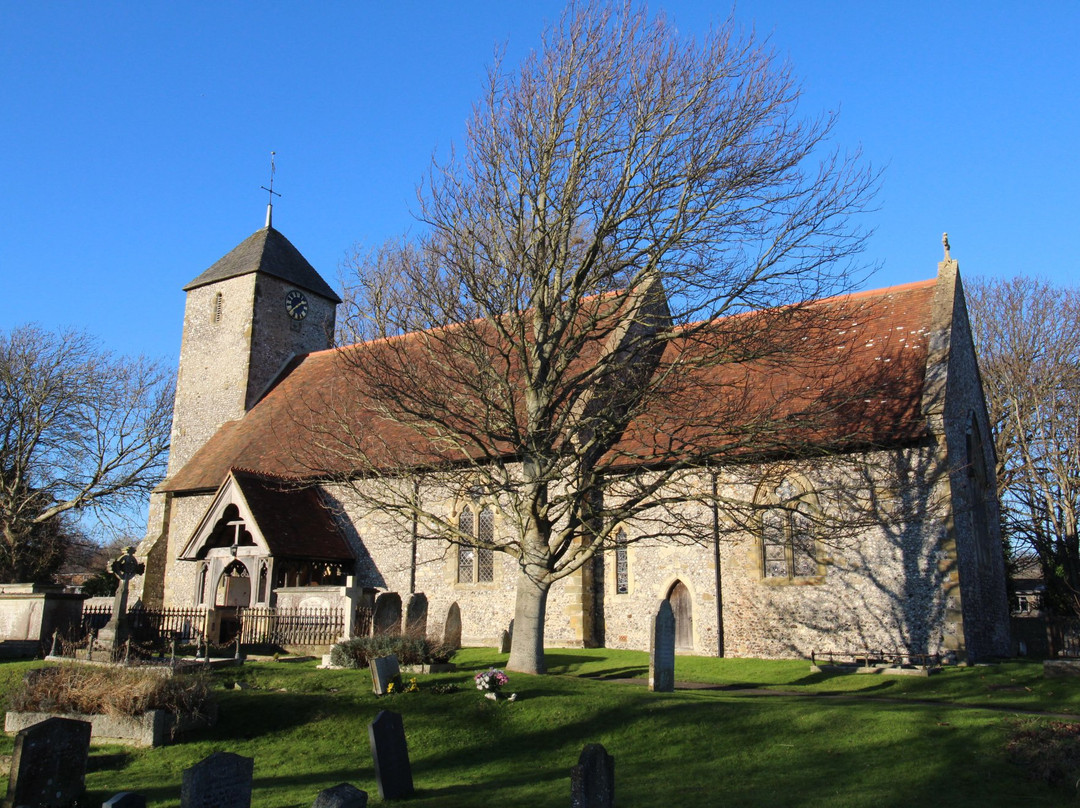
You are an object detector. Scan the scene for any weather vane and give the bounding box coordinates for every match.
[262,151,281,228]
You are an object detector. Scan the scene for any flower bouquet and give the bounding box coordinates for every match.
[475,668,509,700]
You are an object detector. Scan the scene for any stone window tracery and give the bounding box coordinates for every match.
[456,505,495,584]
[759,477,821,582]
[614,529,629,594]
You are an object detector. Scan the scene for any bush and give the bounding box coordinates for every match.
[10,664,214,720]
[330,635,455,669]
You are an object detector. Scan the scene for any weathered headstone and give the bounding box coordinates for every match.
[649,599,675,692]
[180,751,254,808]
[443,602,462,649]
[3,716,91,808]
[311,783,368,808]
[498,629,511,654]
[370,654,402,696]
[403,593,428,637]
[570,743,615,808]
[103,792,147,808]
[368,710,413,800]
[372,592,402,636]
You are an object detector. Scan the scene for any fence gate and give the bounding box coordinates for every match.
[238,606,344,646]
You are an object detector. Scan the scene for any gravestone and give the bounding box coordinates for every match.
[370,654,402,696]
[95,546,145,652]
[180,751,254,808]
[372,593,402,636]
[368,710,413,800]
[103,793,147,808]
[404,593,428,637]
[443,602,462,649]
[498,629,511,654]
[570,743,615,808]
[3,716,91,808]
[649,599,675,692]
[311,783,368,808]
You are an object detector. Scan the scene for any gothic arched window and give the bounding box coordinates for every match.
[456,505,496,584]
[614,529,629,594]
[456,507,475,583]
[759,478,821,581]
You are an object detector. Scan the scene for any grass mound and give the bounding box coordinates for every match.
[329,635,454,669]
[10,664,213,720]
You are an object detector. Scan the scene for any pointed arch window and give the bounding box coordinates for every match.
[456,505,495,584]
[457,507,475,583]
[257,560,269,604]
[195,562,209,606]
[614,529,629,594]
[760,478,821,582]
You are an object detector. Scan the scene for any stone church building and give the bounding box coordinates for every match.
[134,223,1011,662]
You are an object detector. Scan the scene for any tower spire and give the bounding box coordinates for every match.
[261,151,281,229]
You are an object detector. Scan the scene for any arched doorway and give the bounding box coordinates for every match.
[667,581,693,653]
[215,560,251,643]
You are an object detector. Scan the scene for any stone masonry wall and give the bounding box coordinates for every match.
[940,268,1011,660]
[158,493,217,608]
[245,274,336,411]
[600,452,953,659]
[169,275,258,476]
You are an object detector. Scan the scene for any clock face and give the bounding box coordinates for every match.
[285,289,308,320]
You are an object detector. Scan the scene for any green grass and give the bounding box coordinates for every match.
[0,652,1077,806]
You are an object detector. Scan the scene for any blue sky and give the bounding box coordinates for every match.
[2,1,1077,365]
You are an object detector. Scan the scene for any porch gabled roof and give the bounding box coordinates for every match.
[179,471,354,562]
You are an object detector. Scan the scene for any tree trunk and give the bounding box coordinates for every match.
[506,565,551,675]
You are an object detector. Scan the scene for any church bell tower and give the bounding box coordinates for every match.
[166,224,341,476]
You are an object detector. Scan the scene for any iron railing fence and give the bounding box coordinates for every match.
[79,604,207,645]
[239,606,344,646]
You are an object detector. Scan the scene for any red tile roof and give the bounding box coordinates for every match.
[159,278,938,493]
[232,472,354,561]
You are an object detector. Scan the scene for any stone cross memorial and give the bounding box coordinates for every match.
[96,546,145,652]
[649,599,676,692]
[3,716,91,808]
[570,743,615,808]
[368,710,414,800]
[370,654,402,696]
[311,783,368,808]
[180,751,254,808]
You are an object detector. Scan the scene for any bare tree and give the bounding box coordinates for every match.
[0,324,174,583]
[967,276,1080,615]
[308,3,876,673]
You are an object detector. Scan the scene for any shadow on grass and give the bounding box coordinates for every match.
[87,751,130,772]
[576,666,648,680]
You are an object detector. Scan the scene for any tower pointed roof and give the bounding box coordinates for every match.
[182,226,342,302]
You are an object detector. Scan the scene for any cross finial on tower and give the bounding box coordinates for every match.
[261,151,281,229]
[942,232,951,262]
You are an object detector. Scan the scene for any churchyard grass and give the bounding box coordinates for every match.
[527,647,1080,715]
[0,653,1076,806]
